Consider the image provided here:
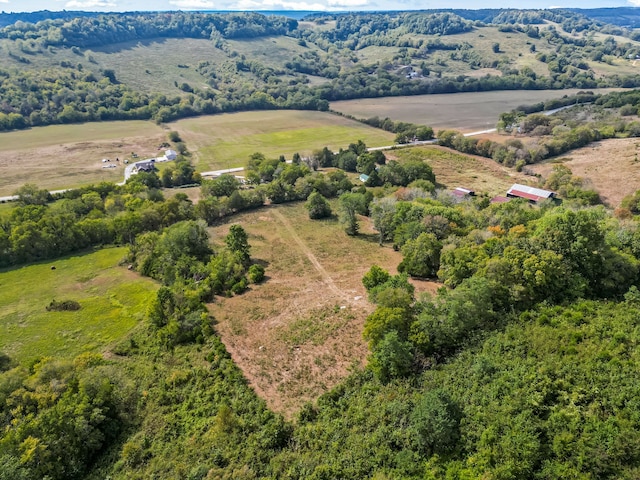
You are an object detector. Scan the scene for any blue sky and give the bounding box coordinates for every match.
[0,0,638,13]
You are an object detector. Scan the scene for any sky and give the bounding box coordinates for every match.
[1,0,639,14]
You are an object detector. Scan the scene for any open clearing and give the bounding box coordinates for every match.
[208,202,437,417]
[169,110,395,171]
[331,88,625,133]
[393,145,524,196]
[528,137,640,208]
[0,120,166,196]
[0,247,158,364]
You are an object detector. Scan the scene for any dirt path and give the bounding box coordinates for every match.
[272,208,348,302]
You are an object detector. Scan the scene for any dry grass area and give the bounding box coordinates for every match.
[331,88,624,133]
[392,145,524,197]
[208,202,437,417]
[0,121,166,196]
[528,137,640,208]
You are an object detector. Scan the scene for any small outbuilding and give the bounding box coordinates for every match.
[490,195,511,204]
[452,187,475,198]
[506,184,556,203]
[165,149,178,161]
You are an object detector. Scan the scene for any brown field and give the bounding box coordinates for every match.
[0,121,166,196]
[331,88,625,133]
[528,137,640,208]
[208,202,438,417]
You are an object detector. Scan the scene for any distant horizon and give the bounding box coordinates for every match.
[0,1,638,16]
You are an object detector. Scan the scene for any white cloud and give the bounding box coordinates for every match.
[229,0,370,11]
[0,0,9,3]
[230,0,336,10]
[327,0,368,6]
[65,0,117,7]
[627,0,640,5]
[168,0,216,8]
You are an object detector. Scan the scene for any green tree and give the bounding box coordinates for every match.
[398,233,442,278]
[226,224,250,266]
[338,193,366,236]
[368,331,413,383]
[370,197,397,245]
[305,192,332,219]
[411,389,461,455]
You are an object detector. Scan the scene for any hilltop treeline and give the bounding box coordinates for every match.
[0,12,297,47]
[3,10,640,131]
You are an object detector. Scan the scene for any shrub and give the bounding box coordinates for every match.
[247,264,265,284]
[46,299,81,311]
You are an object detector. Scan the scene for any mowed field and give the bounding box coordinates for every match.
[0,247,158,364]
[208,202,438,417]
[169,110,396,171]
[529,137,640,208]
[0,120,167,196]
[331,88,625,133]
[0,111,394,195]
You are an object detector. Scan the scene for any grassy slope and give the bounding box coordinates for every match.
[169,110,395,171]
[0,247,158,364]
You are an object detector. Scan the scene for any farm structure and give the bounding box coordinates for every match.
[506,184,556,203]
[133,159,156,173]
[452,187,475,198]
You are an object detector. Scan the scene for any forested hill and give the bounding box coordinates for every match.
[3,8,640,131]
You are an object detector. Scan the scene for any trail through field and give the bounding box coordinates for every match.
[272,208,347,302]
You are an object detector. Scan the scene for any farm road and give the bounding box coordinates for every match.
[271,208,349,303]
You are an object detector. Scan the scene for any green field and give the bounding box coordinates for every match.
[331,88,625,132]
[169,110,396,171]
[0,247,158,364]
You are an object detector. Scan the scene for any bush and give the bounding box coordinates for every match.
[248,264,265,284]
[46,299,81,311]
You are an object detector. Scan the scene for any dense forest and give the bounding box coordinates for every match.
[3,9,640,130]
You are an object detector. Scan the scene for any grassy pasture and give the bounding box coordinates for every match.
[208,201,436,416]
[331,88,625,132]
[169,110,395,171]
[392,145,522,196]
[0,247,158,365]
[0,120,166,196]
[91,38,229,95]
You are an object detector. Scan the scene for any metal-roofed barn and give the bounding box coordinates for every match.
[506,184,556,203]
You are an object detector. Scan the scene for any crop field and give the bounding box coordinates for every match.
[331,88,625,133]
[0,247,158,365]
[169,110,395,171]
[0,120,166,196]
[208,201,438,417]
[529,137,640,208]
[392,145,523,196]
